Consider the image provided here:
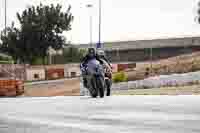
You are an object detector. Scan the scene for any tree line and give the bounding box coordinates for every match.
[0,3,85,65]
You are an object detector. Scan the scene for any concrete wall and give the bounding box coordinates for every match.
[26,69,45,81]
[106,46,200,62]
[46,68,64,80]
[0,64,81,81]
[0,64,25,80]
[64,64,81,78]
[77,37,200,51]
[76,37,200,63]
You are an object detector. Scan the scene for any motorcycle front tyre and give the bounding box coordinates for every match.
[96,76,105,98]
[90,77,98,98]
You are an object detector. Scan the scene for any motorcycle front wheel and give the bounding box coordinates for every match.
[89,76,98,98]
[96,76,105,98]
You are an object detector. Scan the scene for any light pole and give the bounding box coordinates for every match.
[86,4,93,48]
[150,47,153,75]
[4,0,7,35]
[97,0,102,49]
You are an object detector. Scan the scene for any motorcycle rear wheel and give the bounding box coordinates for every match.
[105,79,112,96]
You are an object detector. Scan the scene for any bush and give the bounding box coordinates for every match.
[113,72,128,83]
[0,61,13,64]
[0,56,13,64]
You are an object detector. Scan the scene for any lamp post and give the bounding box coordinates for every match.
[4,0,7,35]
[97,0,102,49]
[150,47,153,75]
[86,4,93,48]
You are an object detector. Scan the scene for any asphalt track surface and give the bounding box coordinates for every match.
[0,96,200,133]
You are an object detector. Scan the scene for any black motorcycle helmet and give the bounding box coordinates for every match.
[87,48,96,58]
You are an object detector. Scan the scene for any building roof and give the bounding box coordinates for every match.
[75,37,200,51]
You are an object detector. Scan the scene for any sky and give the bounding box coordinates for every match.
[0,0,200,44]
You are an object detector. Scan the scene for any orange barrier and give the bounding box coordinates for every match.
[0,79,24,97]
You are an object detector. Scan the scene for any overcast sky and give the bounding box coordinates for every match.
[0,0,200,44]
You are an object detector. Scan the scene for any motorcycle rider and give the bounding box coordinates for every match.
[80,48,102,88]
[96,49,112,96]
[96,49,111,67]
[80,48,111,88]
[81,48,101,68]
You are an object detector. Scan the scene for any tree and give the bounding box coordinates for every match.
[0,3,73,64]
[0,23,25,63]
